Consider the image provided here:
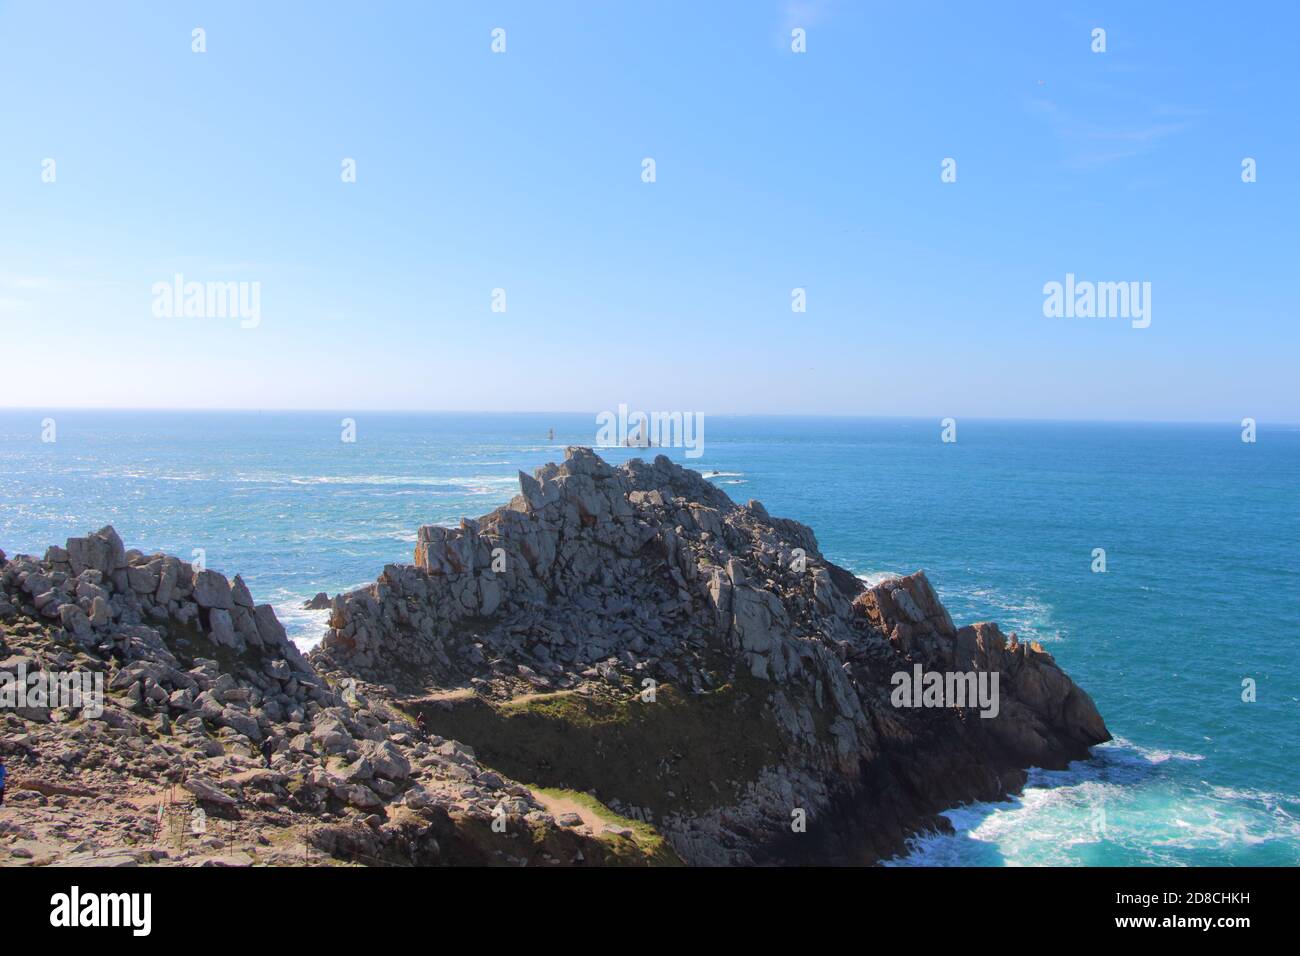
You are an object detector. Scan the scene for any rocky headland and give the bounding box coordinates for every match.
[0,447,1109,866]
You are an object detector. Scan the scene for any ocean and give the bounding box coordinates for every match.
[1,410,1296,865]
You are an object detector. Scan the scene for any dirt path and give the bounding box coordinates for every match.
[531,791,606,831]
[409,687,477,706]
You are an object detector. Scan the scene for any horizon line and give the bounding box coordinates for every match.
[0,407,1292,428]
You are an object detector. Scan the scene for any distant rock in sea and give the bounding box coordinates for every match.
[303,592,331,610]
[0,447,1109,866]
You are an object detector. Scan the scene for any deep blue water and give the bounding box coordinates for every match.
[1,410,1296,865]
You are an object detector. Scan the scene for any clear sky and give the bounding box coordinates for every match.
[1,1,1296,421]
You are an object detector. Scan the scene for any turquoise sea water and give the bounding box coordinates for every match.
[1,410,1296,865]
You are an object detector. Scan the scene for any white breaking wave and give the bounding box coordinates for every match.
[272,578,380,654]
[97,470,209,482]
[1106,735,1205,763]
[886,739,1298,866]
[275,604,331,652]
[856,571,906,588]
[942,584,1062,643]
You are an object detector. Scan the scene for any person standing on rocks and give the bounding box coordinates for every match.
[0,757,7,806]
[260,737,274,767]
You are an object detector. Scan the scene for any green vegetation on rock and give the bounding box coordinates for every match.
[410,679,783,823]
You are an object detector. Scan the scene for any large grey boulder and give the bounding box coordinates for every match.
[207,608,241,649]
[192,570,233,610]
[58,603,92,638]
[311,716,355,755]
[230,575,255,608]
[155,558,180,604]
[126,564,158,594]
[184,775,237,806]
[360,739,411,781]
[253,603,288,648]
[67,535,110,577]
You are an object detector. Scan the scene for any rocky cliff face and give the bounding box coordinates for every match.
[312,447,1110,864]
[0,448,1109,867]
[0,525,668,867]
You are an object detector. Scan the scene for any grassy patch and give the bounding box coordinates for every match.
[407,678,783,823]
[530,786,681,865]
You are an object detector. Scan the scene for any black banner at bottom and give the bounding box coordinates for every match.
[3,864,1283,941]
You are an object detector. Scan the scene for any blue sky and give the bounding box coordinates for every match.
[1,1,1296,421]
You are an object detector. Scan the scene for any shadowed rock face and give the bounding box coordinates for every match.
[0,447,1107,866]
[312,446,1111,865]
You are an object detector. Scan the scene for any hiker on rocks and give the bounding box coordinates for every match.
[0,756,8,806]
[416,712,427,734]
[260,737,274,767]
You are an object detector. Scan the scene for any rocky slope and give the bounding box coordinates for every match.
[0,448,1109,866]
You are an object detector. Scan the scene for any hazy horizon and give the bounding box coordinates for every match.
[0,406,1294,429]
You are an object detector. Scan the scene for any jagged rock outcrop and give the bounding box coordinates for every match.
[1,526,311,675]
[310,447,1111,864]
[1,450,1108,866]
[0,526,668,867]
[857,572,1109,764]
